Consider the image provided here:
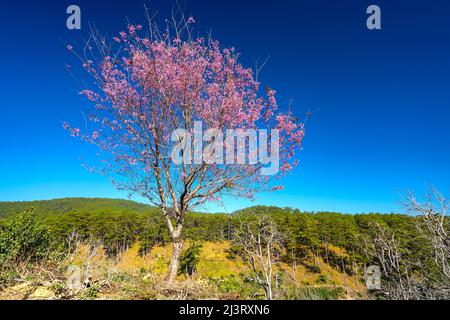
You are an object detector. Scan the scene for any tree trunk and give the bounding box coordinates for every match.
[265,282,273,300]
[166,237,183,283]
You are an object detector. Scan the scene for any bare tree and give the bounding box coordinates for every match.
[233,215,283,300]
[82,239,103,288]
[361,222,423,300]
[406,188,449,278]
[405,188,450,298]
[361,188,450,300]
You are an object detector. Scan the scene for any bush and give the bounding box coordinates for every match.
[316,274,329,284]
[215,275,242,294]
[82,286,99,300]
[50,281,68,296]
[178,242,203,276]
[0,209,52,269]
[0,270,19,287]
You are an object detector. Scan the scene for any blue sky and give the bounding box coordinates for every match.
[0,0,449,214]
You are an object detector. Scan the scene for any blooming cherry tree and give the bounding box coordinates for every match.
[65,13,304,282]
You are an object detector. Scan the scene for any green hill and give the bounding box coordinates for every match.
[0,197,157,218]
[0,198,418,263]
[0,198,430,300]
[0,198,419,267]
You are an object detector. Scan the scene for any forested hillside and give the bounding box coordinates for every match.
[0,198,154,218]
[1,198,447,300]
[0,198,417,265]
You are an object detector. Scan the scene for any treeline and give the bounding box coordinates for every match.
[0,198,419,268]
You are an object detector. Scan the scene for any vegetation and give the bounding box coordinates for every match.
[178,242,203,277]
[0,198,418,267]
[0,197,448,300]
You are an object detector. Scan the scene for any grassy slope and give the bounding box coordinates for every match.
[73,241,365,299]
[0,198,367,299]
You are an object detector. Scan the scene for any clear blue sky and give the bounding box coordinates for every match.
[0,0,449,214]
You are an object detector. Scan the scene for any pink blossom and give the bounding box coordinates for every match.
[65,17,304,204]
[128,25,136,34]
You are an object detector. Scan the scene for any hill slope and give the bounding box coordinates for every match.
[0,198,421,300]
[0,198,157,218]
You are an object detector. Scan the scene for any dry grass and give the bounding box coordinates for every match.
[0,241,367,300]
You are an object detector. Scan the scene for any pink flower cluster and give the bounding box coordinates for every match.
[65,19,304,197]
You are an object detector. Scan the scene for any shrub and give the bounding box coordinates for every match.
[0,209,52,269]
[215,275,242,294]
[0,270,19,288]
[50,281,68,296]
[316,274,329,284]
[178,243,203,276]
[82,286,99,300]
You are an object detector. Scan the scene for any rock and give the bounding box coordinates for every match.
[0,282,55,300]
[28,286,56,300]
